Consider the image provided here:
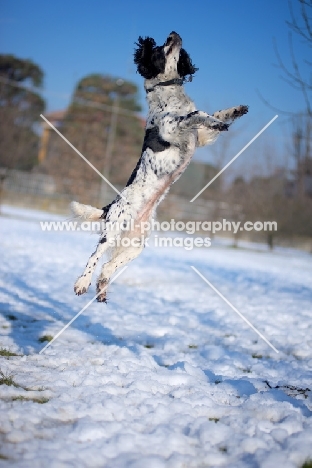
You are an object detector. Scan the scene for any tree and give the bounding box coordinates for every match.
[289,113,311,198]
[274,0,312,115]
[0,55,45,170]
[257,1,312,246]
[226,176,248,247]
[39,74,144,204]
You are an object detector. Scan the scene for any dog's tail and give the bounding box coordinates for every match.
[70,201,104,221]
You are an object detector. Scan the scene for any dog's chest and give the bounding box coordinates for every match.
[143,144,180,177]
[141,95,197,179]
[147,92,194,126]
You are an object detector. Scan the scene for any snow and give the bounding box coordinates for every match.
[0,204,312,467]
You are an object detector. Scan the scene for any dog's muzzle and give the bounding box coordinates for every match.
[165,31,182,48]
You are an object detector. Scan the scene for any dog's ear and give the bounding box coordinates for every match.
[134,36,165,79]
[177,48,198,80]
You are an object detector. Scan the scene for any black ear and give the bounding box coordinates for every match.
[134,36,165,79]
[177,48,198,80]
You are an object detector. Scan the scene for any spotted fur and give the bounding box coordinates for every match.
[73,31,248,302]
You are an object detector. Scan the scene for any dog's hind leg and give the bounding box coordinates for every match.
[96,243,144,302]
[74,236,109,296]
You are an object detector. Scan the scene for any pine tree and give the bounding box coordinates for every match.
[40,74,144,203]
[0,55,45,170]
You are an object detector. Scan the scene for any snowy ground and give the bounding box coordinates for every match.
[0,204,312,468]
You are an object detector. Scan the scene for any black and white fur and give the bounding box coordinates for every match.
[72,31,248,302]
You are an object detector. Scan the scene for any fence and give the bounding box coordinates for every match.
[2,168,312,252]
[0,167,236,222]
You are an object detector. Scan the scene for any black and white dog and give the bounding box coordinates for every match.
[72,31,248,302]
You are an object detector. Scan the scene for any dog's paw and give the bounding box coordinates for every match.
[96,279,109,303]
[233,105,249,117]
[74,276,91,296]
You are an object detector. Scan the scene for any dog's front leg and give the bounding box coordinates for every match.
[158,111,227,146]
[196,105,249,147]
[172,111,228,147]
[177,111,229,132]
[213,105,248,124]
[74,237,109,296]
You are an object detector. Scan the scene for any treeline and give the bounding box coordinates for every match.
[0,53,311,248]
[0,55,145,200]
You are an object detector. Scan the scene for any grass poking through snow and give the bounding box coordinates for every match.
[38,335,53,343]
[0,348,19,357]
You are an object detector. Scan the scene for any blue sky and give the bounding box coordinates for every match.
[1,0,309,176]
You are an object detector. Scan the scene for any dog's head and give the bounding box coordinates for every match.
[134,31,198,83]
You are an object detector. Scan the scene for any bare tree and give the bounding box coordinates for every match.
[275,0,312,115]
[290,113,312,198]
[258,0,311,116]
[259,0,312,247]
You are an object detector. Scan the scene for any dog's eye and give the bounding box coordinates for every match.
[165,36,172,46]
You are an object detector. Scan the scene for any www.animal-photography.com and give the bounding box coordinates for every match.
[0,1,311,467]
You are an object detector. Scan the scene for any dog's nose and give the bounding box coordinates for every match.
[170,31,181,40]
[166,31,182,46]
